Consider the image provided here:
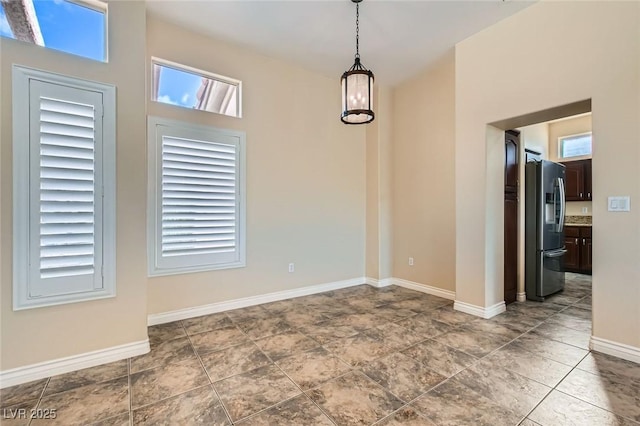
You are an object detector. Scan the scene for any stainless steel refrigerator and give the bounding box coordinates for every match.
[525,160,566,301]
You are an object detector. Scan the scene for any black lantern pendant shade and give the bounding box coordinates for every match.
[341,0,374,125]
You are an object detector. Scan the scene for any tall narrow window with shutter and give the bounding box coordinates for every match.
[148,117,246,276]
[13,66,116,310]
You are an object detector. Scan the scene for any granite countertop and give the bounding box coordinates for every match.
[565,215,592,226]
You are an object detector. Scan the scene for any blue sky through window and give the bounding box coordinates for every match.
[0,0,105,62]
[155,65,202,109]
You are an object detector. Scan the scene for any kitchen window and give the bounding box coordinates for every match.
[559,132,592,159]
[12,65,116,310]
[147,117,246,276]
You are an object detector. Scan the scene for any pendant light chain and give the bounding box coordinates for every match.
[355,3,360,59]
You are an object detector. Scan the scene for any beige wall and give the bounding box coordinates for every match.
[548,113,592,162]
[146,16,366,314]
[391,52,456,291]
[455,2,639,348]
[0,2,148,370]
[366,86,393,280]
[519,122,549,160]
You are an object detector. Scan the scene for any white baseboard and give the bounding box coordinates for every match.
[454,300,506,319]
[590,336,640,364]
[391,278,456,300]
[365,277,393,288]
[0,339,149,389]
[517,292,526,302]
[148,277,367,326]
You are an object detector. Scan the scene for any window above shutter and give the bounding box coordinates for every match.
[148,117,246,276]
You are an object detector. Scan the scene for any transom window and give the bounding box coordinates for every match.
[151,58,242,118]
[0,0,107,62]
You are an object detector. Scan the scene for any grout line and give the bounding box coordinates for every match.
[183,320,235,425]
[127,358,133,426]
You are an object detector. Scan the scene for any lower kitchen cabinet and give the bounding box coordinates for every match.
[564,226,592,274]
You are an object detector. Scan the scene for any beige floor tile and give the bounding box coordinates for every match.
[254,330,319,361]
[199,341,271,382]
[454,360,551,416]
[189,325,249,355]
[401,339,478,377]
[0,378,48,408]
[0,399,39,426]
[130,359,209,409]
[147,321,186,345]
[411,380,521,426]
[132,385,229,425]
[481,343,573,387]
[557,368,640,422]
[395,316,453,339]
[576,352,640,387]
[546,312,592,333]
[298,319,359,345]
[31,376,129,426]
[530,321,591,350]
[235,394,333,426]
[182,313,233,335]
[434,326,512,358]
[512,332,589,366]
[214,364,300,422]
[235,316,293,339]
[369,322,426,351]
[362,352,446,402]
[529,390,637,426]
[276,347,351,390]
[428,306,476,327]
[91,412,130,426]
[307,371,404,426]
[324,332,394,367]
[130,336,196,373]
[375,407,437,425]
[464,319,523,340]
[45,360,128,396]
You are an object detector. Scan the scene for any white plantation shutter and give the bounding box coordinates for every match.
[148,118,245,275]
[13,66,116,309]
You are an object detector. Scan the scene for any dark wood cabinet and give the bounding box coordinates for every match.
[562,159,592,201]
[564,225,592,274]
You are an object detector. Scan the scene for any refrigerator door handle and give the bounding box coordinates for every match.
[544,248,567,258]
[557,177,566,233]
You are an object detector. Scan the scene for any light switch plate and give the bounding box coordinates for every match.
[608,196,630,212]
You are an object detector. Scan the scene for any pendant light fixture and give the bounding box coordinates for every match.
[341,0,374,124]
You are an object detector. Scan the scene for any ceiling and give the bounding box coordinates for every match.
[146,0,535,86]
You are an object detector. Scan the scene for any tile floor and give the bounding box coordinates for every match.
[2,273,640,425]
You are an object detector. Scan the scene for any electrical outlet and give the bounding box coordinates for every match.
[582,207,588,214]
[408,257,414,266]
[288,263,295,273]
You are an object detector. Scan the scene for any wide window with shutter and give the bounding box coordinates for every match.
[13,66,116,310]
[148,117,246,276]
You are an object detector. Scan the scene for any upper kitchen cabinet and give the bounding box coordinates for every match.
[563,159,592,201]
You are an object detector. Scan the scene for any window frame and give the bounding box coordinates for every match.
[12,65,116,310]
[151,57,243,118]
[147,116,246,277]
[558,131,592,159]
